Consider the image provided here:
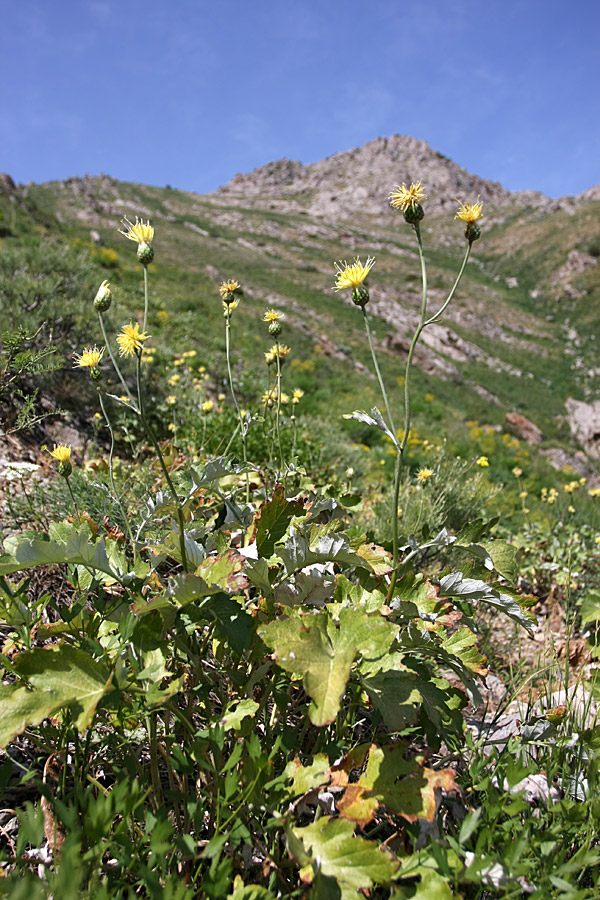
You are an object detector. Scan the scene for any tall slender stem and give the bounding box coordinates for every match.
[275,342,284,481]
[361,306,397,435]
[136,354,189,572]
[142,266,149,333]
[225,313,249,503]
[425,242,471,326]
[98,390,136,556]
[98,312,137,409]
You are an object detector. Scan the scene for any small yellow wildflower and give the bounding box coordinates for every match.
[119,216,154,245]
[594,535,600,545]
[333,257,375,291]
[512,467,523,477]
[292,388,304,404]
[588,488,600,498]
[142,355,155,364]
[346,467,354,478]
[222,298,240,315]
[520,491,528,499]
[166,395,177,405]
[157,310,169,324]
[198,366,206,374]
[117,322,150,357]
[49,444,71,463]
[73,346,104,369]
[182,350,197,358]
[174,358,184,367]
[280,392,290,405]
[564,480,580,494]
[476,456,489,467]
[167,375,180,386]
[262,389,278,407]
[455,198,484,224]
[547,488,559,504]
[568,505,575,513]
[119,395,129,402]
[220,279,241,298]
[218,393,226,401]
[424,393,435,403]
[264,344,291,365]
[168,423,176,432]
[389,182,427,211]
[263,309,284,323]
[202,400,214,412]
[417,467,433,483]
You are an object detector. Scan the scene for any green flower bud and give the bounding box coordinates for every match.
[352,285,370,307]
[137,241,154,265]
[268,320,282,337]
[58,461,72,478]
[403,203,425,225]
[89,367,102,383]
[465,223,481,243]
[94,280,112,311]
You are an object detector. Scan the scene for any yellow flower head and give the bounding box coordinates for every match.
[389,182,427,211]
[182,350,197,358]
[455,198,484,224]
[262,388,278,407]
[280,392,290,405]
[292,388,304,404]
[202,400,214,412]
[512,467,523,477]
[264,344,291,365]
[49,444,72,463]
[73,345,105,369]
[220,280,242,306]
[417,467,433,483]
[157,310,169,324]
[476,456,489,467]
[166,395,177,405]
[263,309,283,323]
[117,322,150,357]
[333,257,375,291]
[119,216,154,245]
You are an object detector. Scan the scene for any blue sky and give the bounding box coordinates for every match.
[2,0,598,197]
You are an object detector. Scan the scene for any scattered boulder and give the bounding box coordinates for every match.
[505,412,543,445]
[0,173,16,193]
[565,397,600,458]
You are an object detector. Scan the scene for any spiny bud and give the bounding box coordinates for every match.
[58,461,72,477]
[137,241,154,265]
[403,203,425,225]
[352,286,370,307]
[465,223,481,243]
[94,280,112,311]
[268,320,282,337]
[90,367,102,383]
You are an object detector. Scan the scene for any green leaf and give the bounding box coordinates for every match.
[580,590,600,625]
[255,485,305,558]
[284,754,331,796]
[343,407,399,448]
[288,816,398,898]
[481,540,518,582]
[0,685,64,748]
[278,530,369,576]
[195,550,248,593]
[243,557,273,595]
[13,645,111,732]
[220,699,260,731]
[361,663,422,732]
[394,868,455,899]
[438,571,536,633]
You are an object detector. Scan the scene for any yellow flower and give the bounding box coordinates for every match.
[117,322,150,357]
[588,488,600,498]
[476,456,489,467]
[263,309,284,324]
[182,350,197,358]
[166,395,177,405]
[264,344,291,365]
[168,423,176,432]
[142,355,155,364]
[73,345,104,369]
[220,279,241,298]
[157,310,169,324]
[280,392,290,405]
[198,366,206,374]
[333,257,375,291]
[292,388,304,404]
[119,216,154,245]
[167,374,180,386]
[564,480,580,494]
[49,444,71,463]
[202,400,214,412]
[424,393,435,403]
[512,467,523,477]
[218,393,226,401]
[595,536,600,545]
[455,198,484,224]
[262,388,278,407]
[119,395,130,402]
[520,491,528,499]
[389,182,427,211]
[568,505,575,513]
[417,467,433,483]
[222,298,240,315]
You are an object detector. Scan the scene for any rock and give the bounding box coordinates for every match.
[541,446,596,478]
[553,250,597,299]
[89,229,102,243]
[505,412,543,444]
[565,398,600,457]
[0,173,16,193]
[204,265,220,281]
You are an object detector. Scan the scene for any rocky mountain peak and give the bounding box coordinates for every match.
[214,134,547,219]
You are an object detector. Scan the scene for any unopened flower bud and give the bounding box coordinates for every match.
[94,280,112,311]
[58,461,72,477]
[90,367,102,383]
[403,203,425,225]
[465,223,481,243]
[268,320,282,337]
[137,241,154,265]
[352,286,370,307]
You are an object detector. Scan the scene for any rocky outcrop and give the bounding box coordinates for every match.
[565,398,600,458]
[505,412,543,445]
[553,250,597,299]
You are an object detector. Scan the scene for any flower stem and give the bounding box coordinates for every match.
[225,314,249,503]
[98,312,137,409]
[361,306,397,435]
[143,265,149,333]
[136,354,189,572]
[425,242,471,326]
[98,389,136,557]
[275,342,284,482]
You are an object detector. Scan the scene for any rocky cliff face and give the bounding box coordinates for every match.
[214,134,548,219]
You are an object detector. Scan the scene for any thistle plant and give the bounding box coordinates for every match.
[336,183,483,599]
[221,280,250,501]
